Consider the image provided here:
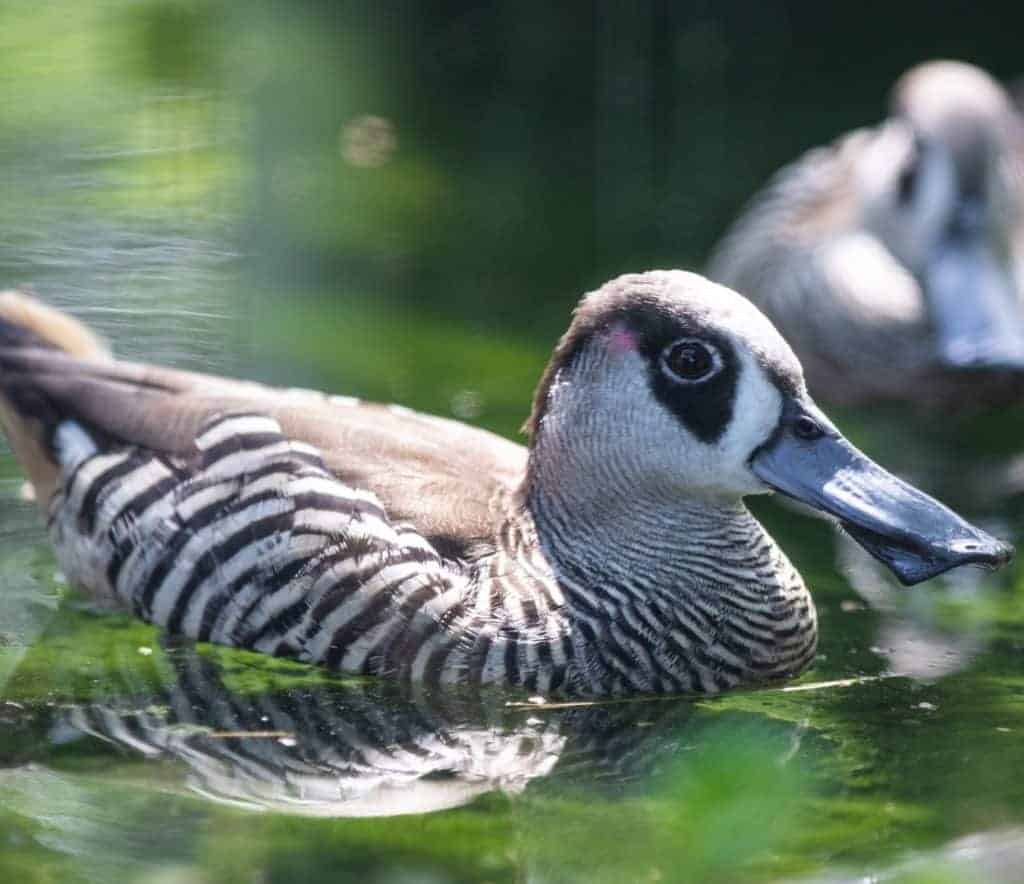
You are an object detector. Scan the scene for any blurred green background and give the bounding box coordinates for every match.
[2,2,1024,883]
[3,0,1022,433]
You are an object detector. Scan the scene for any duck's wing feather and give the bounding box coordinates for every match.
[0,296,536,677]
[0,301,527,555]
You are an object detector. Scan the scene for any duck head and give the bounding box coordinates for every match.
[859,61,1024,372]
[527,271,1013,585]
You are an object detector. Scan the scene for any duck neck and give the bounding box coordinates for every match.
[518,452,818,695]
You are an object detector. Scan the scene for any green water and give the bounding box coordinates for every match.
[2,449,1023,884]
[3,2,1024,882]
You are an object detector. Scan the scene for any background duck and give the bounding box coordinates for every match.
[0,272,1011,697]
[708,60,1024,407]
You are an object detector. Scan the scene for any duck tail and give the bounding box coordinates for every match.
[0,291,111,507]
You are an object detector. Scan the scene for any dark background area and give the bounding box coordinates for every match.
[4,0,1019,428]
[3,1,1022,344]
[236,0,1024,331]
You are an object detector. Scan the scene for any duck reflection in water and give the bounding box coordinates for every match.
[32,644,697,817]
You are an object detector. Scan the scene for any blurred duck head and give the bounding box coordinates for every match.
[858,61,1024,372]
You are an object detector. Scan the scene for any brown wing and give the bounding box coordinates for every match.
[0,297,527,554]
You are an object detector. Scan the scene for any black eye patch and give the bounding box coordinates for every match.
[896,135,928,208]
[897,159,918,206]
[622,310,740,444]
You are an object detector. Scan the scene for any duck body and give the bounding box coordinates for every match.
[0,272,1010,696]
[18,331,814,697]
[709,61,1024,407]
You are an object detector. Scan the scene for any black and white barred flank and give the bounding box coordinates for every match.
[47,411,816,697]
[51,412,475,682]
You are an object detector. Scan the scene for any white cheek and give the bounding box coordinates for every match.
[859,123,915,202]
[548,348,691,487]
[698,353,783,496]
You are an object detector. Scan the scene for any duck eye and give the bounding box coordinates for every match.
[661,339,719,383]
[896,136,925,207]
[793,415,824,440]
[897,161,918,206]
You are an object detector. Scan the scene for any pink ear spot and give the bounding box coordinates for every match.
[607,323,638,355]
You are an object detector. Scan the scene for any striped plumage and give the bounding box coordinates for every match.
[0,271,1011,697]
[48,409,813,696]
[709,60,1024,406]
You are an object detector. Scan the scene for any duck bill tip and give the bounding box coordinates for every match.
[845,522,1015,587]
